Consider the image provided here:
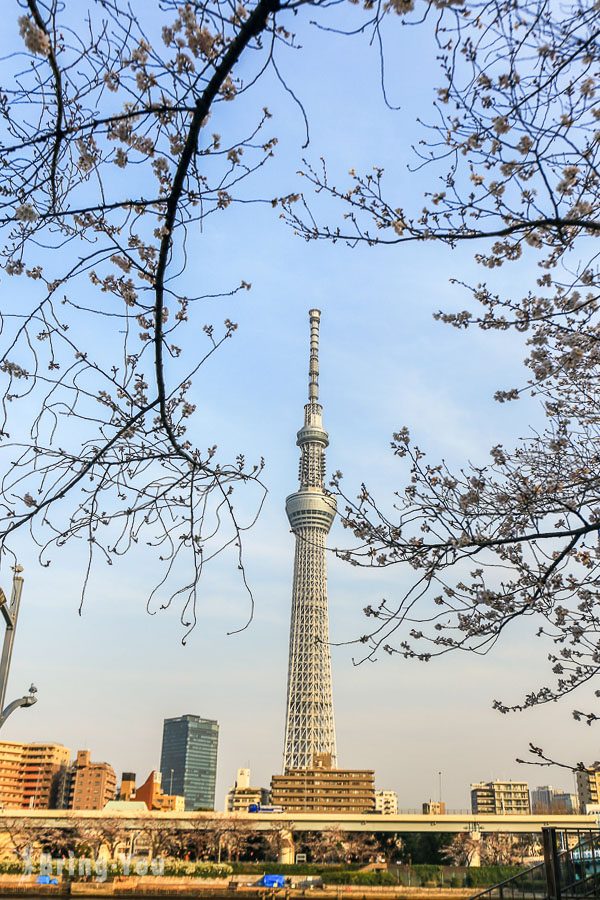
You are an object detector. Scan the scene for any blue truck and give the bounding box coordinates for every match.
[247,803,283,813]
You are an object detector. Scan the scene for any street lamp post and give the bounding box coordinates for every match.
[0,566,37,729]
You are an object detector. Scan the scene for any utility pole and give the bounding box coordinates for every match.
[0,566,37,729]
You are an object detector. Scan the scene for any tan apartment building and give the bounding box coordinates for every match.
[0,741,70,809]
[63,750,117,810]
[271,754,375,813]
[576,764,600,812]
[471,780,531,815]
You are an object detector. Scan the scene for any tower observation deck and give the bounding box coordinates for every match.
[283,309,337,771]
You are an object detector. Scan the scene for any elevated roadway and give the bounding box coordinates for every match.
[1,808,597,835]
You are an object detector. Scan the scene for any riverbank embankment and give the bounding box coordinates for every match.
[0,875,479,899]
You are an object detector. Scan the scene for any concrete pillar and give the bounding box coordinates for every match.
[278,829,295,865]
[468,830,481,867]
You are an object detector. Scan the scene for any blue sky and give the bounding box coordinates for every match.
[0,1,594,810]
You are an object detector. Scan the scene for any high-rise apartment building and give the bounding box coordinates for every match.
[471,780,531,815]
[271,753,375,813]
[576,764,600,812]
[0,742,25,808]
[0,741,70,808]
[61,750,117,810]
[160,715,219,811]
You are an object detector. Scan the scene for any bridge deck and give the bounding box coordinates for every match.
[0,810,596,833]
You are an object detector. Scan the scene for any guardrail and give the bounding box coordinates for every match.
[470,827,600,899]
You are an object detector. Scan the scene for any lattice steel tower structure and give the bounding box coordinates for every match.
[283,309,337,771]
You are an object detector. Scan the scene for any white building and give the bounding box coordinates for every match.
[225,768,270,812]
[375,789,398,815]
[471,781,531,815]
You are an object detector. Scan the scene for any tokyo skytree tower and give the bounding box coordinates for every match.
[283,309,337,771]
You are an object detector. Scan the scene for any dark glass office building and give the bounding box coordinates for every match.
[159,715,219,811]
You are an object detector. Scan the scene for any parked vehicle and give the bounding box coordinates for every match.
[247,803,284,813]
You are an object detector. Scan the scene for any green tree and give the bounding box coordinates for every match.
[399,832,452,866]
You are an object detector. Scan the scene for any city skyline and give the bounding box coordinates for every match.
[0,285,588,806]
[0,733,586,814]
[0,3,594,814]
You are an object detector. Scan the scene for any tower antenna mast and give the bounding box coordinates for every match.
[283,309,337,770]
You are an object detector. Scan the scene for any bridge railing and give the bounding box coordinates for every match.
[397,808,472,815]
[469,861,548,899]
[470,827,600,900]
